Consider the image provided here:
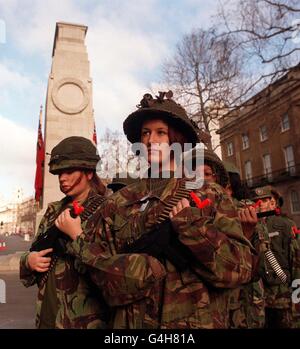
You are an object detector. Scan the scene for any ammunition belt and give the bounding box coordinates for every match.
[265,249,288,284]
[156,178,191,223]
[124,179,192,249]
[38,195,106,288]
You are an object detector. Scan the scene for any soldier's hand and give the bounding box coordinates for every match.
[169,198,190,219]
[55,208,83,241]
[238,206,258,240]
[27,248,53,273]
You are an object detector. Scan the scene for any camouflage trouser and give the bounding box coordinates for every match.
[229,281,265,329]
[265,307,293,328]
[291,302,300,329]
[245,280,265,329]
[229,307,247,329]
[228,288,247,329]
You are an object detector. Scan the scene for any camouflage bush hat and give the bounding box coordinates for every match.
[184,148,229,188]
[107,172,137,191]
[123,91,201,148]
[251,185,284,207]
[49,136,100,175]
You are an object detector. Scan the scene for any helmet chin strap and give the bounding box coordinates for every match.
[62,172,84,195]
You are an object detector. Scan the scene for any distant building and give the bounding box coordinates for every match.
[0,202,18,235]
[17,197,36,237]
[218,65,300,226]
[0,191,36,237]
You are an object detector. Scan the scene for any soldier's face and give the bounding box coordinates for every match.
[259,197,272,212]
[141,119,171,166]
[194,164,217,183]
[58,169,91,196]
[270,197,277,210]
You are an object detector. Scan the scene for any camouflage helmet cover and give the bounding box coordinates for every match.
[49,136,100,174]
[123,91,202,147]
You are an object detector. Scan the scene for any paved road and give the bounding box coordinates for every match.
[0,271,36,329]
[0,235,36,329]
[0,235,32,256]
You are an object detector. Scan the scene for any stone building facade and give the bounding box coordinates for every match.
[0,196,36,237]
[17,197,36,237]
[218,65,300,226]
[0,203,17,236]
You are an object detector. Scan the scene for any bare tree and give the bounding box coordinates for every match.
[162,28,246,150]
[217,0,300,93]
[97,128,146,179]
[162,1,300,151]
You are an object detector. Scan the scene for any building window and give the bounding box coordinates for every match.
[260,125,268,142]
[262,154,272,181]
[281,113,290,132]
[245,160,253,186]
[227,142,234,156]
[242,133,250,150]
[291,190,300,213]
[284,145,296,175]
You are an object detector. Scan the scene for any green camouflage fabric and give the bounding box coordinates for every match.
[49,136,100,174]
[66,177,257,329]
[226,279,265,329]
[240,218,266,329]
[19,189,109,329]
[240,279,265,328]
[226,198,265,328]
[291,235,300,328]
[255,215,300,328]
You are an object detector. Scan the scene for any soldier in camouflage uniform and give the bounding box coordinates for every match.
[60,91,258,329]
[184,153,263,328]
[222,162,265,329]
[252,185,300,328]
[19,136,109,329]
[183,148,236,329]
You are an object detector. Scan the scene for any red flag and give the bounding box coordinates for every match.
[34,106,45,206]
[92,121,97,145]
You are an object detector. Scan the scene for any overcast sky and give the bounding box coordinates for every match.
[0,0,219,201]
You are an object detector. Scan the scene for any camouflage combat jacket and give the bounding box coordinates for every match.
[67,177,257,329]
[227,198,265,328]
[256,216,300,309]
[19,189,109,329]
